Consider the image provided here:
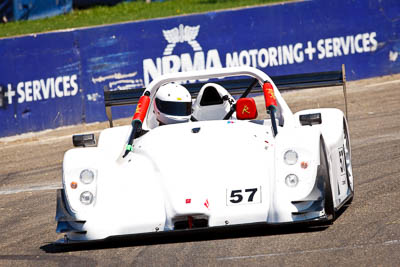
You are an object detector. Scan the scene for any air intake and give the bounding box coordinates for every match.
[173,215,209,230]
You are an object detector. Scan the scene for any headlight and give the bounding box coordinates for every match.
[285,174,299,187]
[80,191,94,205]
[80,169,95,184]
[284,150,298,165]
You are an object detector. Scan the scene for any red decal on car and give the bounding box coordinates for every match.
[204,199,209,209]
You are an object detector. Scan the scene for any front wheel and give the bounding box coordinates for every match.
[319,137,335,221]
[343,119,354,204]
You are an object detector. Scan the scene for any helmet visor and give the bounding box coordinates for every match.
[155,98,192,116]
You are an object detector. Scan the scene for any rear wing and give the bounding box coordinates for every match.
[104,64,347,127]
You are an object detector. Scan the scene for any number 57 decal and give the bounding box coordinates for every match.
[226,187,261,206]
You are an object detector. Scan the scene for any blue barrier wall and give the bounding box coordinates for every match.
[73,0,139,9]
[10,0,72,21]
[0,0,399,137]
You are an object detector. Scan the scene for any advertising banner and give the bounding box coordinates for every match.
[0,0,399,137]
[0,31,82,137]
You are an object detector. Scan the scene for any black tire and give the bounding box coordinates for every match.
[319,137,336,221]
[343,119,354,204]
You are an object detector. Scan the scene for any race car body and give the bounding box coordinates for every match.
[56,66,354,243]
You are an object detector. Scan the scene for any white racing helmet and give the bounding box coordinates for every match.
[154,83,192,125]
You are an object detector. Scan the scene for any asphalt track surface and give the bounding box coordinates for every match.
[0,74,400,266]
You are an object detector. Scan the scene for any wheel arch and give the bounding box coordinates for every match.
[295,108,347,209]
[318,134,336,221]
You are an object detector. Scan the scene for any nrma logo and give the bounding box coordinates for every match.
[162,24,202,56]
[142,25,378,86]
[142,24,223,85]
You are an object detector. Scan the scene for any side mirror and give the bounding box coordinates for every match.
[72,134,96,147]
[236,98,258,120]
[299,113,322,126]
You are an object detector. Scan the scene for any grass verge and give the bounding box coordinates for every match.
[0,0,291,38]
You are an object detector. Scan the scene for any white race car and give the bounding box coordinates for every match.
[56,66,354,243]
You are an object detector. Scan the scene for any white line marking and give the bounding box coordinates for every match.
[365,79,400,87]
[384,239,400,245]
[217,239,400,261]
[0,183,61,195]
